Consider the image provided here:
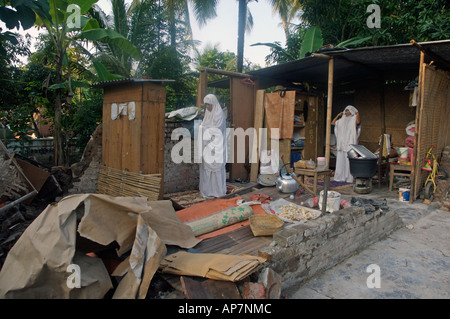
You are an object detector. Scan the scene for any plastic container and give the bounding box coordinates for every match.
[399,187,410,202]
[301,197,319,208]
[319,190,341,213]
[306,158,315,169]
[316,157,328,170]
[398,147,409,159]
[340,199,351,209]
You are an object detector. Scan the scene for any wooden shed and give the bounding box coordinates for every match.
[94,78,173,198]
[200,40,450,202]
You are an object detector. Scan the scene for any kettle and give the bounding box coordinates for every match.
[276,163,299,193]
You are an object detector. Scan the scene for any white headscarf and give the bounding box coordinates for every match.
[200,94,227,171]
[334,105,359,152]
[202,94,225,129]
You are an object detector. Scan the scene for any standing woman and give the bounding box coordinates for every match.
[331,105,361,183]
[198,94,227,198]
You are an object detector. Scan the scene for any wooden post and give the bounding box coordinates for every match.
[197,69,208,107]
[325,58,334,165]
[411,51,426,203]
[249,90,265,182]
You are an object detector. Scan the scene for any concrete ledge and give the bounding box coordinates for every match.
[259,207,404,294]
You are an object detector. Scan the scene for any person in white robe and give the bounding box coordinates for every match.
[198,94,227,198]
[331,105,361,183]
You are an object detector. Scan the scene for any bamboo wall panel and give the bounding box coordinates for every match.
[355,84,413,152]
[413,65,450,199]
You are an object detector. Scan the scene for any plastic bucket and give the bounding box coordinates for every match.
[319,190,341,213]
[398,147,409,159]
[399,187,410,202]
[316,157,328,170]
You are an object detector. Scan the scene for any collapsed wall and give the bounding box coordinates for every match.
[259,206,404,295]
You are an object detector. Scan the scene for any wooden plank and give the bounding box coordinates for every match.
[180,276,241,299]
[250,89,265,182]
[230,77,256,180]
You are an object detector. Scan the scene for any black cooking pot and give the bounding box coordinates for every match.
[348,157,378,178]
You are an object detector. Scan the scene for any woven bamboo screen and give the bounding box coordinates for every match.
[413,65,450,199]
[97,165,162,202]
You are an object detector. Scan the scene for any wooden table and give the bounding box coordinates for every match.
[293,168,331,196]
[389,163,412,191]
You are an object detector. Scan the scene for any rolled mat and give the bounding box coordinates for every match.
[184,204,254,236]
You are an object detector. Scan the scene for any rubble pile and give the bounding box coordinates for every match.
[0,194,276,299]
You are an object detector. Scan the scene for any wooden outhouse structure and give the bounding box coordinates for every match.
[94,78,173,198]
[198,40,450,202]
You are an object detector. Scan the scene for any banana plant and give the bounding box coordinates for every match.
[33,0,141,165]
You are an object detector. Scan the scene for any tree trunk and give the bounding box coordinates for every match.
[54,55,64,166]
[237,0,247,73]
[168,1,176,47]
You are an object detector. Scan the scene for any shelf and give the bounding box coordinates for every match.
[293,124,305,128]
[291,147,304,150]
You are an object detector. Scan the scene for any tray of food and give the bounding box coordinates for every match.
[264,198,321,224]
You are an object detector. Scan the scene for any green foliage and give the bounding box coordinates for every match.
[299,26,323,58]
[64,88,103,151]
[266,0,449,64]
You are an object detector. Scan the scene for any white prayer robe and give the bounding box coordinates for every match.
[334,105,360,183]
[198,94,227,198]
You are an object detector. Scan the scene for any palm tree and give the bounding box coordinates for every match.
[267,0,296,40]
[160,0,219,47]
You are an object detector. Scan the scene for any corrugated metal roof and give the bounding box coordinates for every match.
[209,40,450,89]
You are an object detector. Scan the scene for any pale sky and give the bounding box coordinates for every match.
[13,0,291,68]
[93,0,290,67]
[189,0,289,67]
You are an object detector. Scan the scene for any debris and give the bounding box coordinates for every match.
[351,197,389,213]
[0,194,195,299]
[243,282,265,299]
[180,276,241,299]
[159,250,266,282]
[258,268,282,299]
[406,224,414,230]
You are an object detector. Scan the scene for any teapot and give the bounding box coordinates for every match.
[276,163,299,193]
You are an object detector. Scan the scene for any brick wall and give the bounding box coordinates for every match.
[259,207,403,294]
[164,121,199,194]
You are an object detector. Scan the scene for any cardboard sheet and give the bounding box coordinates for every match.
[0,194,200,299]
[159,251,266,282]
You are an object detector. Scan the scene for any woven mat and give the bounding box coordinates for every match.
[166,184,243,209]
[304,177,353,190]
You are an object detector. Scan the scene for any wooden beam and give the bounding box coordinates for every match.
[411,40,450,69]
[199,67,254,78]
[325,58,334,165]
